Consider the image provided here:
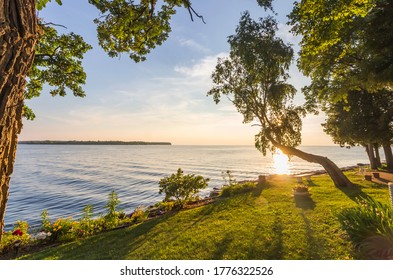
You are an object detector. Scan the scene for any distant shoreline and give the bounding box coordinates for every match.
[18,140,172,146]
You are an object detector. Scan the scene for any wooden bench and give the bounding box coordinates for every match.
[294,173,313,184]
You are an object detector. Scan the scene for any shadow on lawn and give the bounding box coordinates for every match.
[294,195,316,210]
[264,210,283,259]
[337,183,372,202]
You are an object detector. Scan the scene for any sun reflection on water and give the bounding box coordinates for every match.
[273,149,290,175]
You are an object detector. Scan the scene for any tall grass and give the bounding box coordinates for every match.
[338,197,393,259]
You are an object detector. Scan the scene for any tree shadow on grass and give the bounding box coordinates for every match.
[294,195,316,210]
[264,211,283,259]
[211,234,234,259]
[337,183,371,202]
[252,181,272,197]
[22,213,176,260]
[299,212,323,259]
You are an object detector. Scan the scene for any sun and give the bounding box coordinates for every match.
[273,149,289,175]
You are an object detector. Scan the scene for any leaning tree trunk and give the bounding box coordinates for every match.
[0,0,37,241]
[269,138,353,188]
[383,143,393,171]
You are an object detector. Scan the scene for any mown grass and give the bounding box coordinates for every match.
[18,171,391,260]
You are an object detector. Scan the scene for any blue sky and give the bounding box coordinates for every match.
[20,0,333,145]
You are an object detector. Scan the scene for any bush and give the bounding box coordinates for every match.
[0,221,31,255]
[338,197,393,259]
[130,207,149,223]
[221,182,257,197]
[159,168,209,207]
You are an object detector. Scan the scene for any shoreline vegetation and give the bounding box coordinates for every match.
[1,167,392,260]
[18,140,172,145]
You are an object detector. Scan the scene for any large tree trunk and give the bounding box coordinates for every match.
[383,143,393,171]
[373,143,382,168]
[269,139,353,188]
[366,144,378,170]
[0,0,37,241]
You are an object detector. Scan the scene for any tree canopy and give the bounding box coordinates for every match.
[323,89,393,147]
[208,12,304,156]
[208,11,353,188]
[288,0,393,105]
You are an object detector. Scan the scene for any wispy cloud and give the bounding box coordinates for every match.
[179,38,211,53]
[174,52,228,78]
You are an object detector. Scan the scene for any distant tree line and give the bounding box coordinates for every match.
[18,140,172,145]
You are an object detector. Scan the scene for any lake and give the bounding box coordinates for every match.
[5,145,370,230]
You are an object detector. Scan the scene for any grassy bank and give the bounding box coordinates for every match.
[17,171,391,259]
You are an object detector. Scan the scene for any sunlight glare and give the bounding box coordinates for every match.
[273,149,289,175]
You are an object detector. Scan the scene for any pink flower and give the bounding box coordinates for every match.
[12,229,23,236]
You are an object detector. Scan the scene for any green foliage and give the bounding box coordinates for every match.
[36,0,62,11]
[78,205,95,237]
[288,0,393,103]
[26,24,92,98]
[40,209,51,232]
[323,89,393,147]
[153,201,177,213]
[221,182,257,197]
[104,190,123,229]
[338,196,393,259]
[159,168,209,207]
[87,0,199,62]
[208,12,305,156]
[130,207,149,223]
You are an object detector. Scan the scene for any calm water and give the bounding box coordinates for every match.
[5,145,369,230]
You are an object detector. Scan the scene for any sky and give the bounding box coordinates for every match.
[20,0,335,146]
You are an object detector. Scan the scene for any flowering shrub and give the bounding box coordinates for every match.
[0,221,31,255]
[130,207,149,223]
[1,190,153,256]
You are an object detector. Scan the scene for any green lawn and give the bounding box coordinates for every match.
[19,171,391,260]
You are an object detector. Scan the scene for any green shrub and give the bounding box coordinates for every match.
[159,168,209,207]
[338,197,393,259]
[221,182,257,197]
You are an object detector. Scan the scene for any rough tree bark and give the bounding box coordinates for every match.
[373,143,382,168]
[366,144,378,170]
[383,143,393,171]
[269,138,353,188]
[0,0,37,241]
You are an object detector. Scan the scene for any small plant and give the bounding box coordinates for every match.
[159,168,209,207]
[130,207,149,223]
[78,204,95,237]
[221,182,257,197]
[152,201,177,214]
[222,170,237,186]
[40,209,51,232]
[104,190,124,229]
